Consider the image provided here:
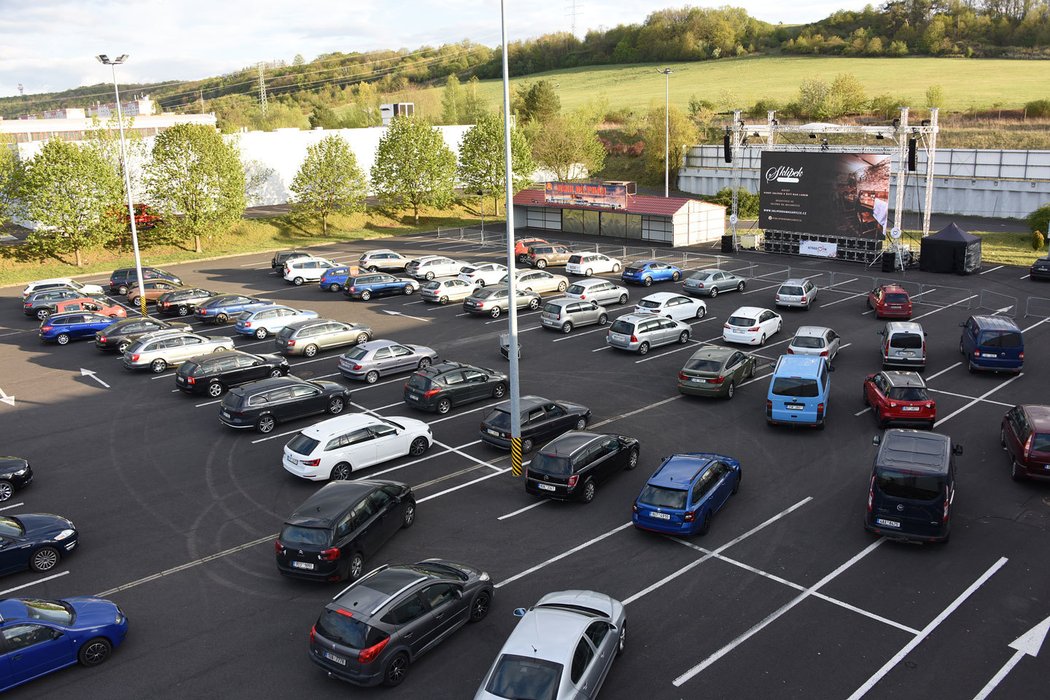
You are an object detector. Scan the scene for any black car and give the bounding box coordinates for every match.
[276,480,415,582]
[480,396,591,452]
[0,513,78,576]
[22,289,87,320]
[0,458,33,503]
[219,376,351,433]
[403,362,508,415]
[272,250,311,272]
[1031,256,1050,281]
[309,559,493,687]
[525,432,641,503]
[176,350,290,397]
[94,316,190,353]
[157,288,219,317]
[108,266,181,295]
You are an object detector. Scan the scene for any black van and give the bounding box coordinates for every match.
[865,429,961,543]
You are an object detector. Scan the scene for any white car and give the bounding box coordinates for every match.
[421,278,475,304]
[283,256,338,286]
[458,262,508,287]
[566,252,622,276]
[500,269,569,295]
[282,413,433,481]
[723,306,783,345]
[405,255,466,280]
[22,278,104,300]
[633,292,707,322]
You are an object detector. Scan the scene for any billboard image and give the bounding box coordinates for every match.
[544,181,628,210]
[759,152,891,239]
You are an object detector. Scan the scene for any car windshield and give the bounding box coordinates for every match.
[280,525,329,547]
[690,272,713,280]
[486,410,513,430]
[728,315,756,327]
[979,330,1022,348]
[792,336,825,349]
[887,387,928,401]
[566,284,586,295]
[343,346,368,361]
[637,299,661,309]
[876,469,944,501]
[422,281,442,291]
[779,286,804,295]
[771,377,819,397]
[609,320,634,335]
[287,433,320,455]
[0,516,25,537]
[683,358,723,373]
[485,655,562,700]
[22,599,74,625]
[1033,433,1050,452]
[542,303,563,315]
[474,289,497,300]
[638,484,688,509]
[530,453,572,476]
[407,374,432,390]
[885,293,909,303]
[315,609,386,650]
[890,333,922,349]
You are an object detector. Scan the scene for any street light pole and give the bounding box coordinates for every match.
[97,54,147,318]
[658,68,673,198]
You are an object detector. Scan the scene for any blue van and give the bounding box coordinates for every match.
[766,355,833,429]
[960,315,1024,374]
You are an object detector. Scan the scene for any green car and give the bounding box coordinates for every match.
[677,346,758,399]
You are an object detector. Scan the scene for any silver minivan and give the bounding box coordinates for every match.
[775,278,818,309]
[880,321,926,370]
[564,278,630,306]
[606,313,690,354]
[541,299,609,333]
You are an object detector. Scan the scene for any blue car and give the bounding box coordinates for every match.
[960,315,1024,374]
[0,513,78,576]
[632,453,741,535]
[766,355,833,429]
[621,260,682,287]
[319,266,352,292]
[0,596,129,692]
[195,294,272,324]
[38,312,116,345]
[343,272,419,301]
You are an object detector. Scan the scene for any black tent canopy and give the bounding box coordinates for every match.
[919,222,982,274]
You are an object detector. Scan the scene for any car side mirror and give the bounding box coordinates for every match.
[454,588,463,599]
[872,434,881,446]
[513,607,527,618]
[876,330,884,335]
[953,444,964,455]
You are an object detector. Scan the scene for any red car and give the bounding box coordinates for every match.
[867,284,912,319]
[1001,404,1050,481]
[514,237,550,263]
[863,371,936,429]
[52,296,127,318]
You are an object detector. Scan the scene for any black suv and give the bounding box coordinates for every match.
[403,362,508,414]
[479,396,590,452]
[109,267,181,295]
[157,288,219,317]
[525,432,641,503]
[272,250,311,271]
[276,480,415,582]
[219,376,350,433]
[0,457,33,503]
[94,316,190,353]
[309,559,493,687]
[176,350,289,397]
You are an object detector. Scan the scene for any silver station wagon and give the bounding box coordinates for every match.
[123,329,235,373]
[564,279,630,306]
[275,318,373,357]
[541,299,609,333]
[606,313,690,354]
[338,339,438,383]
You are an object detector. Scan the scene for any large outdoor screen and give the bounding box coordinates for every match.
[759,151,891,239]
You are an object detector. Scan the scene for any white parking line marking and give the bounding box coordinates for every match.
[825,277,858,289]
[590,395,682,429]
[431,440,505,473]
[673,538,883,687]
[855,407,872,416]
[911,294,977,320]
[427,401,501,425]
[926,388,1013,408]
[846,557,1008,699]
[195,398,222,408]
[0,570,70,596]
[0,503,25,512]
[495,522,634,589]
[497,500,548,521]
[251,428,299,444]
[1020,273,1030,280]
[741,283,782,296]
[417,466,512,504]
[925,362,962,381]
[980,265,1004,275]
[934,373,1023,427]
[820,291,868,308]
[1022,316,1050,333]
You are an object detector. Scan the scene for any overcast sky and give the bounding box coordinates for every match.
[0,0,868,99]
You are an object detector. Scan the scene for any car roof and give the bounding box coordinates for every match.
[968,315,1021,331]
[363,248,398,255]
[632,260,660,266]
[648,453,722,488]
[196,349,255,363]
[539,431,600,457]
[355,339,402,352]
[688,345,737,361]
[774,354,824,376]
[333,566,435,617]
[881,371,926,388]
[572,278,614,287]
[879,284,909,294]
[1021,405,1050,428]
[421,360,485,376]
[885,321,923,333]
[46,311,101,322]
[300,413,382,439]
[491,395,549,413]
[614,313,664,325]
[779,278,809,286]
[229,376,304,395]
[639,292,685,302]
[693,268,721,275]
[415,255,450,262]
[544,298,579,307]
[284,318,331,330]
[288,481,380,526]
[794,325,832,338]
[877,429,951,473]
[500,605,601,660]
[730,306,768,316]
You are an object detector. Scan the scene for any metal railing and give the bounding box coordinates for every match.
[1024,296,1050,319]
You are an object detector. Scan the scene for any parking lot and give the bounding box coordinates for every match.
[2,228,1049,699]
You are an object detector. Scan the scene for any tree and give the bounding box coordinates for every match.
[0,144,20,229]
[642,105,698,183]
[441,74,463,125]
[528,109,605,181]
[17,139,122,267]
[145,124,246,254]
[458,113,535,215]
[290,135,367,234]
[462,76,488,123]
[516,80,561,123]
[925,84,945,109]
[370,116,457,224]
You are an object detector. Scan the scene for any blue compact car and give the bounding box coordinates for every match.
[195,294,272,324]
[960,315,1024,373]
[632,453,741,535]
[319,266,352,292]
[344,273,419,301]
[766,355,833,429]
[621,260,682,287]
[38,312,116,345]
[0,596,129,692]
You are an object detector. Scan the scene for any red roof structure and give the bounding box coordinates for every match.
[512,188,698,217]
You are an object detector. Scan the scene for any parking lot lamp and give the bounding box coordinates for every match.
[658,68,673,197]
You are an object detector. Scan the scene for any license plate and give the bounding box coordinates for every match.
[875,518,901,528]
[285,456,297,465]
[690,378,704,383]
[899,352,912,357]
[981,353,997,358]
[221,410,231,418]
[787,404,804,410]
[292,561,315,570]
[611,333,627,342]
[650,512,671,520]
[407,393,419,401]
[537,483,555,492]
[487,429,501,437]
[902,406,920,412]
[322,650,346,666]
[176,376,185,384]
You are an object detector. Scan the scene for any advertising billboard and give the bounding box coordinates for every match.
[759,152,891,239]
[544,182,628,210]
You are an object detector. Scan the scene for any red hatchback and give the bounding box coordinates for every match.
[1001,404,1050,481]
[514,237,549,263]
[867,284,912,319]
[863,371,936,429]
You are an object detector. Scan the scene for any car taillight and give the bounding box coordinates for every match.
[697,283,704,288]
[817,403,825,418]
[867,476,875,512]
[41,326,53,332]
[187,376,196,385]
[475,301,485,308]
[800,295,806,303]
[708,376,725,384]
[684,511,696,522]
[284,267,290,275]
[274,540,284,554]
[819,350,828,356]
[973,349,980,358]
[352,364,362,370]
[358,637,390,664]
[631,503,638,513]
[131,354,140,362]
[942,486,950,523]
[567,475,579,488]
[723,323,731,330]
[287,339,296,347]
[23,303,30,308]
[1024,433,1033,459]
[678,372,688,380]
[422,388,441,399]
[99,335,107,343]
[1019,351,1024,361]
[766,400,772,416]
[926,403,934,410]
[243,322,251,328]
[302,459,321,467]
[310,625,316,644]
[349,286,356,293]
[775,294,781,301]
[749,326,760,332]
[630,335,638,343]
[787,348,794,354]
[321,547,340,561]
[922,340,926,354]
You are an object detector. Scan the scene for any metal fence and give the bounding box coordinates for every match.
[1024,296,1050,319]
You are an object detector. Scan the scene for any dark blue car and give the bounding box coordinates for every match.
[960,315,1024,373]
[621,260,682,287]
[632,453,741,535]
[0,513,78,576]
[195,294,272,324]
[38,312,116,345]
[319,266,352,292]
[343,273,418,301]
[0,596,128,692]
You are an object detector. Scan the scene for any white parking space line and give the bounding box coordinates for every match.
[820,291,868,308]
[195,398,223,408]
[935,373,1023,428]
[0,503,25,512]
[846,557,1008,700]
[592,346,612,352]
[633,340,701,363]
[432,440,505,472]
[494,522,634,589]
[911,295,978,321]
[925,362,962,381]
[251,427,300,444]
[485,312,539,325]
[980,265,1004,275]
[0,330,28,337]
[825,277,858,289]
[855,407,872,416]
[926,388,1013,408]
[673,538,883,687]
[1020,273,1030,280]
[497,500,548,521]
[417,466,512,504]
[0,570,70,596]
[910,287,938,299]
[427,401,501,425]
[590,395,683,429]
[1022,316,1050,333]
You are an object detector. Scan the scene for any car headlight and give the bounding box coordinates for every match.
[54,529,76,541]
[479,572,491,582]
[13,467,28,476]
[115,611,125,624]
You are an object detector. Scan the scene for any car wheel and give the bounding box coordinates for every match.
[30,546,60,572]
[695,305,706,319]
[672,271,681,281]
[216,313,229,324]
[439,295,449,305]
[816,418,826,431]
[562,321,574,334]
[418,357,432,369]
[401,500,416,528]
[78,638,112,667]
[365,370,380,384]
[207,381,224,398]
[36,308,51,320]
[56,333,70,345]
[493,382,507,399]
[409,437,429,457]
[574,417,587,431]
[150,359,167,373]
[360,289,372,301]
[366,265,378,272]
[383,652,410,688]
[436,398,452,415]
[256,415,276,433]
[738,281,746,292]
[637,341,650,355]
[862,389,869,406]
[356,332,370,345]
[697,511,711,535]
[425,271,436,281]
[254,327,268,340]
[536,259,547,269]
[643,276,653,287]
[327,397,345,414]
[347,552,365,581]
[626,447,639,470]
[959,340,966,355]
[403,285,414,295]
[557,281,568,292]
[328,283,342,292]
[612,263,622,273]
[331,462,353,480]
[726,381,735,399]
[618,293,628,305]
[1011,459,1026,481]
[580,479,596,504]
[117,285,129,296]
[583,268,593,277]
[528,298,540,310]
[269,368,283,378]
[490,306,501,318]
[517,254,527,264]
[710,287,719,298]
[521,438,534,452]
[292,277,304,286]
[0,480,13,502]
[303,344,318,358]
[470,590,492,623]
[117,340,131,354]
[617,621,627,656]
[678,331,690,344]
[759,334,767,345]
[598,313,609,326]
[174,304,189,316]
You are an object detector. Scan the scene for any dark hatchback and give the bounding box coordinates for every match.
[0,514,78,576]
[0,458,33,503]
[1030,256,1050,281]
[276,480,415,582]
[1001,404,1050,481]
[175,350,289,397]
[479,396,590,452]
[23,289,89,319]
[108,266,181,295]
[219,376,350,433]
[156,288,219,316]
[525,432,640,503]
[94,316,189,353]
[272,250,311,272]
[403,362,508,414]
[344,273,417,301]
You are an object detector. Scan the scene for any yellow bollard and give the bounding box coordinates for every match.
[510,437,522,477]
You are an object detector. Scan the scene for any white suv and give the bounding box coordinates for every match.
[283,257,337,286]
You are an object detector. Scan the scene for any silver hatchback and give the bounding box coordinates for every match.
[606,313,690,354]
[775,278,818,309]
[338,339,438,383]
[123,330,235,373]
[564,278,630,306]
[420,278,474,304]
[541,299,609,333]
[274,318,373,357]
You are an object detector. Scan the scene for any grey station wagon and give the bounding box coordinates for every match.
[275,318,373,357]
[606,314,690,354]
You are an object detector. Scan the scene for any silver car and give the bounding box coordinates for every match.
[274,318,373,357]
[405,255,465,280]
[358,248,410,272]
[420,278,475,304]
[502,269,569,295]
[541,299,609,333]
[564,279,629,306]
[474,590,626,700]
[880,321,926,370]
[233,305,319,340]
[463,285,541,318]
[775,278,818,309]
[787,326,842,362]
[607,313,690,354]
[338,339,438,383]
[123,329,235,373]
[682,268,746,297]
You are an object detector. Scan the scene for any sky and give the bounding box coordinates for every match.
[0,0,870,99]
